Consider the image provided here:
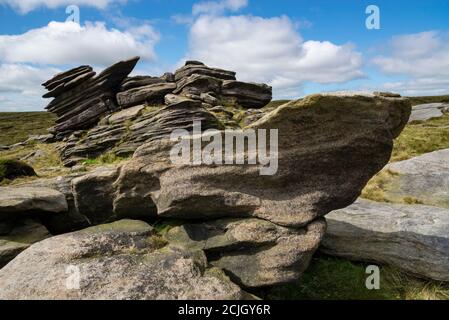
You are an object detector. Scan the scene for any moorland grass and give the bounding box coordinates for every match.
[267,255,449,300]
[0,112,56,146]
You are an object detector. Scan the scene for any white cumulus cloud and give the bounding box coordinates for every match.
[0,21,159,66]
[0,63,61,111]
[185,15,364,98]
[0,0,126,14]
[192,0,248,16]
[373,31,449,96]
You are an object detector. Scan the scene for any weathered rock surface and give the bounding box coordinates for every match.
[384,149,449,209]
[0,187,68,220]
[107,105,145,124]
[117,82,177,108]
[222,81,272,109]
[164,94,202,108]
[322,199,449,281]
[16,175,89,234]
[0,219,51,268]
[73,93,411,228]
[166,218,326,288]
[174,61,236,82]
[0,220,250,300]
[120,74,175,91]
[409,103,449,122]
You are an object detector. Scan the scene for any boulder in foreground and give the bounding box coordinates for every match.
[0,220,252,300]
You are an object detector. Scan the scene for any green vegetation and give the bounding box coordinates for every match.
[82,152,130,166]
[361,169,398,202]
[406,95,449,106]
[152,219,185,235]
[0,112,56,146]
[0,143,67,185]
[362,106,449,202]
[263,99,291,110]
[267,255,449,300]
[391,113,449,162]
[0,159,36,182]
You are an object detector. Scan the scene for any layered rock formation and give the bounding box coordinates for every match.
[322,199,449,281]
[2,60,413,298]
[43,58,273,167]
[44,57,140,140]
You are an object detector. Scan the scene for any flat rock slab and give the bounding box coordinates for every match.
[108,105,145,124]
[322,199,449,281]
[0,187,68,220]
[409,103,448,122]
[385,149,449,209]
[0,220,251,300]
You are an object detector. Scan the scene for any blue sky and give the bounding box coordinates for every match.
[0,0,448,111]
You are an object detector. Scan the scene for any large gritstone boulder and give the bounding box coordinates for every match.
[64,92,410,288]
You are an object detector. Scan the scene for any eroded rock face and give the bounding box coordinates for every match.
[117,82,177,108]
[15,175,88,234]
[65,92,410,289]
[322,199,449,281]
[174,61,236,82]
[0,220,250,300]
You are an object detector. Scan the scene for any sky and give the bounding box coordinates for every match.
[0,0,448,111]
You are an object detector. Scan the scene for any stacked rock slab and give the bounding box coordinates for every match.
[115,60,273,111]
[43,57,140,140]
[172,61,272,109]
